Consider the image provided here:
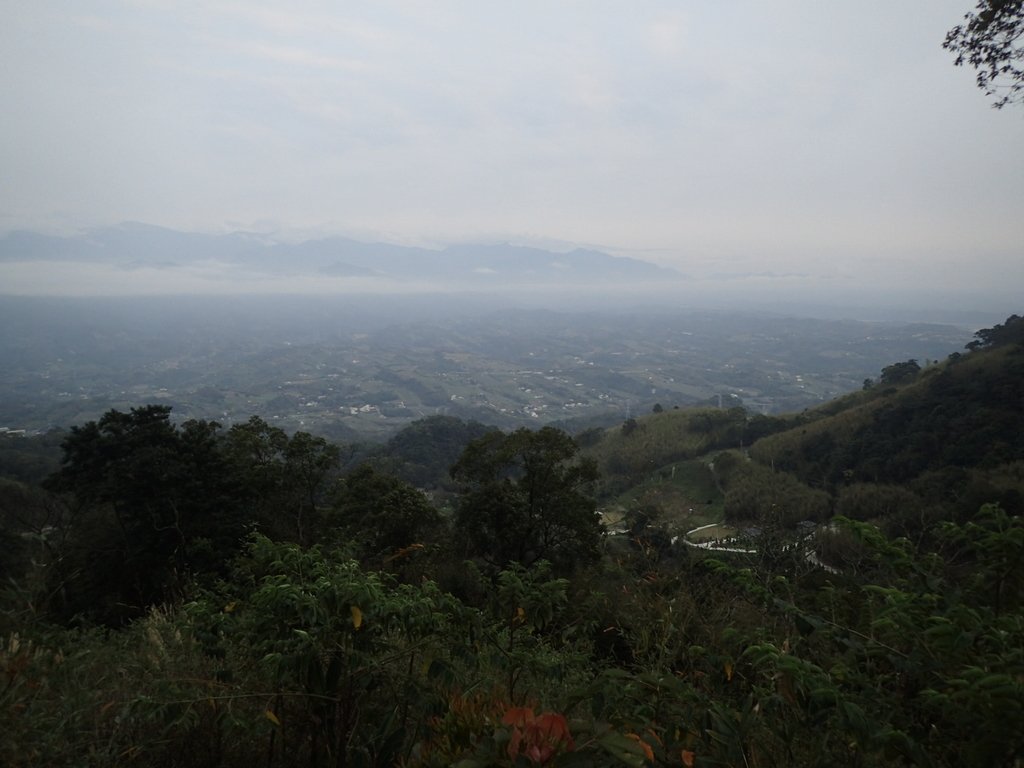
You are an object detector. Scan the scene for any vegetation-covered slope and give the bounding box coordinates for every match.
[741,317,1024,534]
[1,316,1021,767]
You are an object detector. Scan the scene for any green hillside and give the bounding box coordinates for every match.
[743,320,1024,533]
[1,316,1022,767]
[581,407,745,483]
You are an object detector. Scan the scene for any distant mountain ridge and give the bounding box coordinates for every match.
[0,222,679,286]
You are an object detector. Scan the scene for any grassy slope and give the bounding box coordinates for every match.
[581,408,732,533]
[749,343,1024,487]
[586,340,1024,537]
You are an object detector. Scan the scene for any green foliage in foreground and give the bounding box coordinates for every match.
[4,505,1022,767]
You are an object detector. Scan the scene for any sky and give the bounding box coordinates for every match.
[1,1,1022,306]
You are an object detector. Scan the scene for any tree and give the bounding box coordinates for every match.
[723,461,830,528]
[835,482,923,523]
[0,478,71,604]
[879,359,921,386]
[939,503,1024,616]
[222,415,291,532]
[46,406,246,622]
[966,313,1024,350]
[380,415,492,489]
[222,416,340,544]
[329,464,443,566]
[945,0,1024,108]
[451,427,602,572]
[284,430,341,545]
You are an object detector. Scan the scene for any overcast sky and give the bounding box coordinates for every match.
[1,1,1022,304]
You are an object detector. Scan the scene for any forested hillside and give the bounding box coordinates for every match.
[1,316,1021,767]
[743,314,1024,537]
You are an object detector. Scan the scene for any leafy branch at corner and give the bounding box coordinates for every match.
[945,0,1024,108]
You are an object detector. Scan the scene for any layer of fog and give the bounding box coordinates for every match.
[0,258,1014,327]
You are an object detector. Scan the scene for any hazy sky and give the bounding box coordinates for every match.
[1,1,1022,300]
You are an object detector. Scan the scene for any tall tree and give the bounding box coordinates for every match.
[329,464,443,566]
[284,430,341,545]
[879,359,921,386]
[966,313,1024,349]
[222,416,339,544]
[451,426,602,572]
[46,406,245,622]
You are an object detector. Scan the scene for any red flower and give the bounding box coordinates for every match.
[502,707,575,765]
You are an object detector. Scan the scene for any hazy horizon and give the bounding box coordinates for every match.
[1,3,1022,314]
[0,220,1017,326]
